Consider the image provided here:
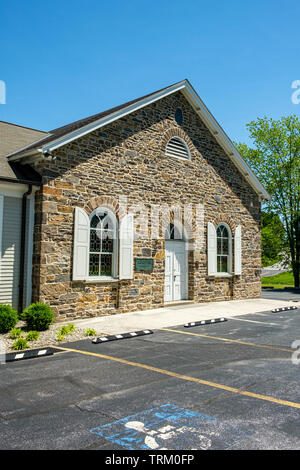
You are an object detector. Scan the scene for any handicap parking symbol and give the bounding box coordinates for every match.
[90,404,251,450]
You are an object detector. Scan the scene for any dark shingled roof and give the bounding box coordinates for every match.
[9,81,183,156]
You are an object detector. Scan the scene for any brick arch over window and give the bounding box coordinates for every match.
[213,217,237,234]
[84,195,120,217]
[161,127,193,155]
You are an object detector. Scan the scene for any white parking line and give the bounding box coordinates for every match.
[230,317,279,326]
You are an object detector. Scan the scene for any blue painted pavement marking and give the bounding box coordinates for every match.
[90,404,251,450]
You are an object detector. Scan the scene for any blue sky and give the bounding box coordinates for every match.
[1,0,300,145]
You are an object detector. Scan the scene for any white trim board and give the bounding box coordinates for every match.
[0,195,3,288]
[25,194,35,307]
[7,80,270,200]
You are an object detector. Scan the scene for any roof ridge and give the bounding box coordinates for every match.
[48,79,186,135]
[6,80,186,158]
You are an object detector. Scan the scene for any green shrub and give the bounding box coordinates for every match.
[9,327,23,339]
[85,328,97,336]
[65,323,76,334]
[12,338,29,350]
[22,302,54,331]
[58,323,76,336]
[57,332,65,342]
[56,323,76,342]
[0,305,19,333]
[26,331,40,341]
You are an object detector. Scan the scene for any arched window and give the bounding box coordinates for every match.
[165,222,183,240]
[89,207,117,277]
[166,136,190,160]
[216,224,231,273]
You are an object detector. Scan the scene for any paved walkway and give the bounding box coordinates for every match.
[71,297,297,335]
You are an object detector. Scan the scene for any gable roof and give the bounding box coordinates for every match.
[6,79,270,200]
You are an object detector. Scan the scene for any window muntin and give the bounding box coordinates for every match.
[89,209,117,277]
[217,224,230,273]
[166,136,190,160]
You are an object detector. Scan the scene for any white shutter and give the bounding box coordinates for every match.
[119,213,134,280]
[234,225,242,275]
[73,207,89,280]
[207,222,217,275]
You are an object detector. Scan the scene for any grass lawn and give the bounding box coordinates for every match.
[262,271,294,289]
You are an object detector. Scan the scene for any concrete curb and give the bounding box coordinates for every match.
[271,306,298,312]
[4,347,54,363]
[184,318,227,328]
[92,330,153,344]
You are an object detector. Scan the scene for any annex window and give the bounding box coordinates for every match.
[216,224,230,273]
[166,136,190,160]
[89,208,117,277]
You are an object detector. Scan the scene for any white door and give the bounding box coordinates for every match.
[164,241,188,302]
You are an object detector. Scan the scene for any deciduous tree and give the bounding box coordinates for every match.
[236,115,300,287]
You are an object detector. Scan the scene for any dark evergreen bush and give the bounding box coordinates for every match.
[0,305,18,333]
[22,302,54,331]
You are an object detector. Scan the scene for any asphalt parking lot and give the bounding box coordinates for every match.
[1,306,300,450]
[262,288,300,302]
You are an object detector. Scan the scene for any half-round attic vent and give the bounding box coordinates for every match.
[166,136,190,160]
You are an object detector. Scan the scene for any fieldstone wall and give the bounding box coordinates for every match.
[31,91,261,321]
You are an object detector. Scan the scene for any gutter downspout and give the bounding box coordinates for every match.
[18,184,32,314]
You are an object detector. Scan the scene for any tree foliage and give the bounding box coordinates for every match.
[261,212,286,267]
[235,115,300,286]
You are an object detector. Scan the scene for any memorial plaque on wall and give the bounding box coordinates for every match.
[135,258,154,271]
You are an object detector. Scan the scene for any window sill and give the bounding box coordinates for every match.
[73,278,119,284]
[207,273,233,278]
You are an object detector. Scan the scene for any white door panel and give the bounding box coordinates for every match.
[164,249,173,302]
[164,241,187,302]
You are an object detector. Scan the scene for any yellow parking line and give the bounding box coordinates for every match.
[159,328,293,353]
[56,346,300,410]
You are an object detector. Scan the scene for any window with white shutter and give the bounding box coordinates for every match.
[73,206,119,281]
[207,222,233,275]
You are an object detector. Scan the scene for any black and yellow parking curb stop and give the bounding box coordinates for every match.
[92,330,153,344]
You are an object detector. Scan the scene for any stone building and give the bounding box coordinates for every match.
[0,80,270,320]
